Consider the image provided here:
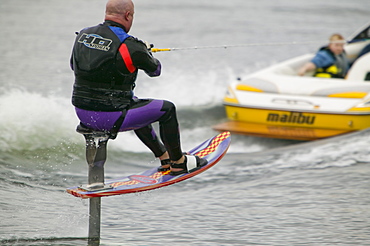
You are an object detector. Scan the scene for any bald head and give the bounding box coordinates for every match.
[105,0,134,32]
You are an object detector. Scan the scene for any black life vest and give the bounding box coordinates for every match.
[71,21,137,111]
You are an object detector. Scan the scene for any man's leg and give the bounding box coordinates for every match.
[122,99,183,161]
[134,124,166,158]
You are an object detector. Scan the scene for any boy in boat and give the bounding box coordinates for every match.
[70,0,207,175]
[298,34,349,78]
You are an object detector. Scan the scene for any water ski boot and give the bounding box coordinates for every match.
[158,159,171,172]
[170,155,208,176]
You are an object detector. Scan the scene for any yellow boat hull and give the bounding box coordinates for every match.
[212,120,351,141]
[213,105,370,140]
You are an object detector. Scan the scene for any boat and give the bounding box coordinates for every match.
[213,22,370,141]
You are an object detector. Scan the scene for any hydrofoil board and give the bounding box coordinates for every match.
[66,131,230,198]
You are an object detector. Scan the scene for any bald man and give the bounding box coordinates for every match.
[71,0,207,175]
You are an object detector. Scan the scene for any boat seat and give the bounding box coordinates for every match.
[346,53,370,81]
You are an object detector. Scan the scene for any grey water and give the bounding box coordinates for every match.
[1,0,370,245]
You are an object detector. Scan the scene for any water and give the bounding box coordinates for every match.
[1,0,370,245]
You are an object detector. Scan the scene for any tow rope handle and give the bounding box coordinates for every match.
[151,48,172,53]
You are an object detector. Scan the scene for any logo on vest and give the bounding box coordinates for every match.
[78,33,112,51]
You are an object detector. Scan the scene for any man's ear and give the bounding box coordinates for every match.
[124,11,131,21]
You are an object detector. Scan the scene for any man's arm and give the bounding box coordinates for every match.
[298,62,316,76]
[125,38,161,77]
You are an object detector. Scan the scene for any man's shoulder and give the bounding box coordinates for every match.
[125,36,145,45]
[124,36,147,51]
[316,49,334,60]
[316,49,333,57]
[312,49,334,66]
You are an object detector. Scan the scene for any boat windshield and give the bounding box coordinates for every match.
[348,22,370,42]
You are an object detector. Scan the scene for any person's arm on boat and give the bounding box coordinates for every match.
[298,62,316,76]
[298,51,333,76]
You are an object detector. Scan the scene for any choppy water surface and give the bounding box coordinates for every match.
[1,0,370,245]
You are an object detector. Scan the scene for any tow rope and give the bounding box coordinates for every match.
[151,40,327,53]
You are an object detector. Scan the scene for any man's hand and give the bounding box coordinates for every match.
[143,40,154,51]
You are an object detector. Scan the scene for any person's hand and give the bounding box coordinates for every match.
[297,68,305,76]
[143,40,154,51]
[298,62,315,76]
